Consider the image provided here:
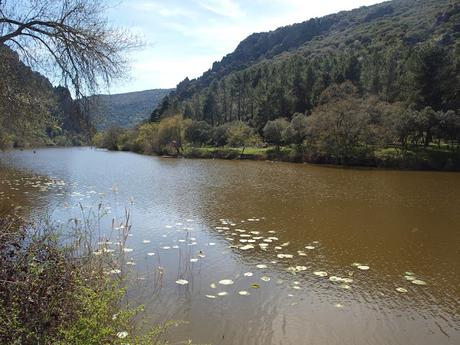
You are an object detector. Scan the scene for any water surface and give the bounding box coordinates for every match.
[1,147,459,345]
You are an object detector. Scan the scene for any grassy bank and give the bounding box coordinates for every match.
[179,145,460,170]
[0,212,177,345]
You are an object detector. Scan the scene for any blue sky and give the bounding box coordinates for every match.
[107,0,383,94]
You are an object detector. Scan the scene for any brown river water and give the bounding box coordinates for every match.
[0,147,459,344]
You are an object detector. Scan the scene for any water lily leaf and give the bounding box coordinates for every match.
[219,279,234,285]
[357,265,370,271]
[313,271,328,277]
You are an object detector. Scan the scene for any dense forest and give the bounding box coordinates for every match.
[86,89,172,130]
[0,45,92,149]
[97,0,460,169]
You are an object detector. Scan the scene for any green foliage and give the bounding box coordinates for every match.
[0,215,176,345]
[184,120,212,146]
[0,46,91,148]
[282,113,309,146]
[263,118,289,148]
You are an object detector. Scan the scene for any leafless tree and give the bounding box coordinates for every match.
[0,0,142,96]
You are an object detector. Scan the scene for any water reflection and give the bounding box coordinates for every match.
[0,147,459,345]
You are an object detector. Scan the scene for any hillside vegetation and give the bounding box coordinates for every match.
[86,89,172,130]
[95,0,460,169]
[0,46,91,149]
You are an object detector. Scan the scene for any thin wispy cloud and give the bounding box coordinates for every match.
[195,0,244,19]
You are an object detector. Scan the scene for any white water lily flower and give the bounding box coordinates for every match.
[261,276,271,282]
[147,252,155,256]
[357,265,370,271]
[208,242,216,246]
[117,331,128,339]
[210,283,217,289]
[238,290,250,296]
[313,271,328,277]
[205,294,216,299]
[305,245,315,250]
[219,279,234,285]
[190,258,198,262]
[217,291,228,296]
[244,272,253,277]
[176,279,189,285]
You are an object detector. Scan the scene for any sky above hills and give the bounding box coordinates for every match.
[108,0,383,93]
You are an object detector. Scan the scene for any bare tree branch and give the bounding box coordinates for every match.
[0,0,142,97]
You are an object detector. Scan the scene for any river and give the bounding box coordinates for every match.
[0,147,459,345]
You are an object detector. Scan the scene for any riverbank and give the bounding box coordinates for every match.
[0,213,175,345]
[134,145,460,171]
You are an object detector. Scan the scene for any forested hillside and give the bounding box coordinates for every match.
[0,45,91,149]
[86,89,172,130]
[98,0,460,169]
[155,0,459,125]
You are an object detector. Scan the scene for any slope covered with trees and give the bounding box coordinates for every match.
[86,89,172,130]
[0,45,91,148]
[117,0,459,169]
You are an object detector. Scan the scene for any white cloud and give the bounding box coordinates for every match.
[195,0,244,19]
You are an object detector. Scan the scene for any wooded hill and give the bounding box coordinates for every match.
[0,45,91,148]
[86,89,172,130]
[154,0,460,130]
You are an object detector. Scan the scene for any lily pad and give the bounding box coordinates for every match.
[357,265,370,271]
[396,287,408,293]
[219,279,234,285]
